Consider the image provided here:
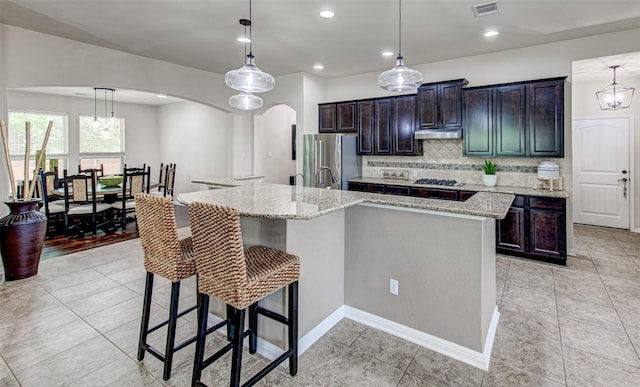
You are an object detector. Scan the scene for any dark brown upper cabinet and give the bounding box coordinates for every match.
[463,77,565,157]
[318,102,358,133]
[392,96,420,155]
[417,79,468,130]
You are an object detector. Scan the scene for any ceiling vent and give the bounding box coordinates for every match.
[473,1,499,17]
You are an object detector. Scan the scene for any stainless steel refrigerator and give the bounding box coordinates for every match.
[303,134,362,189]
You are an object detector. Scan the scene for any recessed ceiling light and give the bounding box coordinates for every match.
[237,37,251,43]
[157,94,168,98]
[313,64,324,70]
[484,30,499,37]
[320,9,335,18]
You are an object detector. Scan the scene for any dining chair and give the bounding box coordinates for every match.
[38,168,65,236]
[63,169,113,237]
[112,166,151,231]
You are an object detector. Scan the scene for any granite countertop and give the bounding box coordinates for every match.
[177,183,515,220]
[349,177,570,198]
[192,176,265,187]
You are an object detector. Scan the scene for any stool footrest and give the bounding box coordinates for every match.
[255,306,288,325]
[243,349,294,387]
[147,304,197,334]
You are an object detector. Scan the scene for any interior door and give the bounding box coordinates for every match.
[573,117,631,229]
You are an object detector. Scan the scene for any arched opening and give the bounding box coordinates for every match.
[253,104,297,185]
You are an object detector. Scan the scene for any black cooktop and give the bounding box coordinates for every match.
[414,178,464,187]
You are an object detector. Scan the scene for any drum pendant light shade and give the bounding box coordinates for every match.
[596,65,635,110]
[225,54,275,93]
[378,0,422,92]
[229,92,263,110]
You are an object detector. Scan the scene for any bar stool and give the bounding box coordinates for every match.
[187,202,300,387]
[134,193,198,380]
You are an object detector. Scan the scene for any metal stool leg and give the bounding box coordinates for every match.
[249,302,258,354]
[230,307,246,387]
[192,293,210,386]
[288,281,299,376]
[137,272,154,361]
[163,281,180,380]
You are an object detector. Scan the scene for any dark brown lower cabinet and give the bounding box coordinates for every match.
[497,195,566,265]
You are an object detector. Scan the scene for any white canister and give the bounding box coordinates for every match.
[538,161,560,180]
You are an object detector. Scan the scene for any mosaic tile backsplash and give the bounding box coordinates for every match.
[364,139,567,188]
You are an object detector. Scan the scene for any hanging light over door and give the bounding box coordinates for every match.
[596,65,635,110]
[225,0,274,96]
[377,0,423,92]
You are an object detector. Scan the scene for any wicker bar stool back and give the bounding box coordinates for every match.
[188,202,300,387]
[134,193,197,381]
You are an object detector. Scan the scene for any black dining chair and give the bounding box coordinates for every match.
[63,169,113,237]
[38,168,65,236]
[112,166,151,231]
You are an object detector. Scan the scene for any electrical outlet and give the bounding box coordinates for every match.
[390,279,399,295]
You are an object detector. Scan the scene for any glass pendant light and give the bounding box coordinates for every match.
[106,88,120,130]
[229,92,264,110]
[91,88,104,129]
[378,0,423,92]
[596,65,635,110]
[225,0,275,94]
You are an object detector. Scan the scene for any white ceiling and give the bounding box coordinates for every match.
[2,0,640,104]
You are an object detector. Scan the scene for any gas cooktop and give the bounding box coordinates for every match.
[414,178,465,187]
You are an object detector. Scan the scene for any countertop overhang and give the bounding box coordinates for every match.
[177,183,515,220]
[349,177,570,198]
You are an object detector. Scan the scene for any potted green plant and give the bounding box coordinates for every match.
[482,160,498,187]
[0,120,52,281]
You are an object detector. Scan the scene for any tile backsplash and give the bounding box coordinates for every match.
[363,139,567,188]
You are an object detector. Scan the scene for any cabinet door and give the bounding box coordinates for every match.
[497,207,526,252]
[319,104,336,133]
[375,99,393,155]
[439,82,464,128]
[463,88,494,156]
[392,96,420,155]
[417,85,438,129]
[357,101,374,155]
[528,80,564,157]
[529,208,565,259]
[337,102,357,132]
[495,85,526,156]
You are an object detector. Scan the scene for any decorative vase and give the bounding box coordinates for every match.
[482,174,497,187]
[0,200,47,281]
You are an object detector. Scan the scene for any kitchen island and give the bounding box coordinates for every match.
[177,184,514,370]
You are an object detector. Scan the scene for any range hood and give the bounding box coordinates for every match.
[414,128,462,140]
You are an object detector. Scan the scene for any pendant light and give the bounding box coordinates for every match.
[225,0,275,94]
[377,0,423,92]
[596,65,635,110]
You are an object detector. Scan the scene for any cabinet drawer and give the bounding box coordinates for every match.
[366,184,386,194]
[530,197,564,210]
[411,187,458,200]
[385,185,411,196]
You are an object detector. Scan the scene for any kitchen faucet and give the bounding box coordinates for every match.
[317,166,338,187]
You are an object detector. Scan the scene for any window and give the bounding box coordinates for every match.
[79,115,125,175]
[8,111,68,184]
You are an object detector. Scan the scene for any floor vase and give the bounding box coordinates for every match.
[0,200,47,281]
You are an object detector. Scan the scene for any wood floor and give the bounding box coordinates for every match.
[41,204,189,260]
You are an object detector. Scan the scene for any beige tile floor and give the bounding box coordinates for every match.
[1,224,639,386]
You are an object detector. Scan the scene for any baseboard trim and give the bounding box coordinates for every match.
[343,305,499,371]
[206,305,345,362]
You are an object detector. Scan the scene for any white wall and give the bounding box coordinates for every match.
[254,104,296,184]
[7,89,158,173]
[156,102,232,194]
[572,78,640,229]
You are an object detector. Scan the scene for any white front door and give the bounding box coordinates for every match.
[573,117,631,229]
